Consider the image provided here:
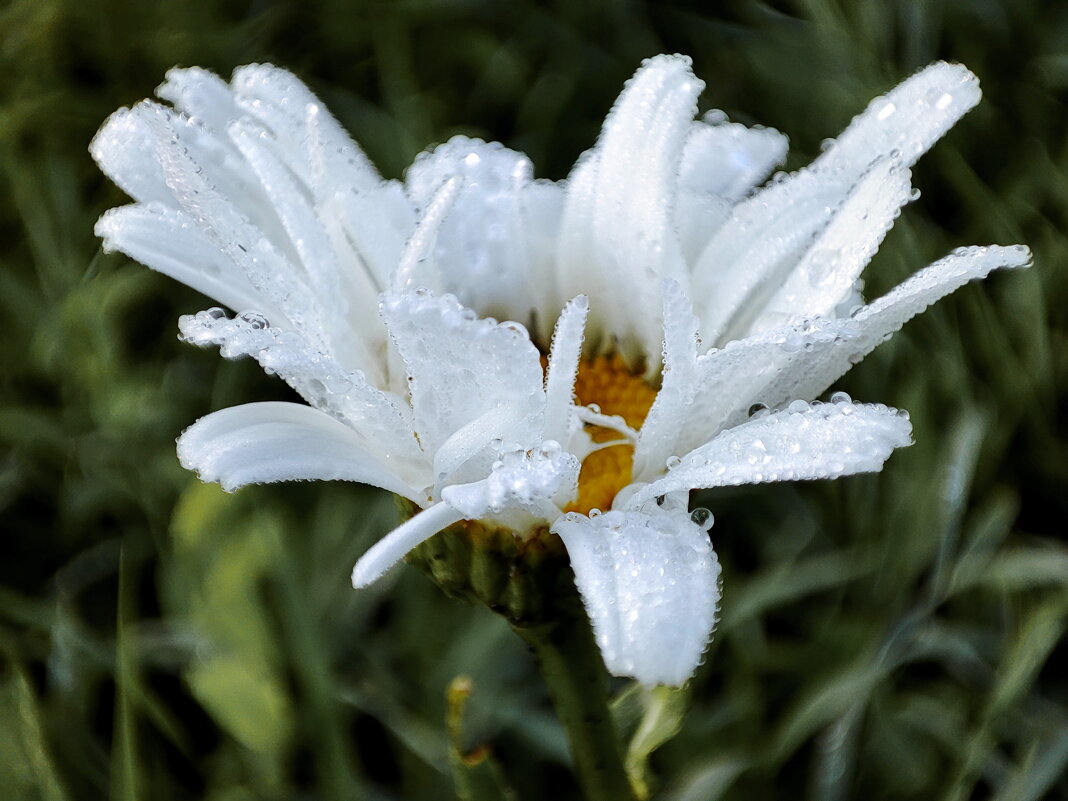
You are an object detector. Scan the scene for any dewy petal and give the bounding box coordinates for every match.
[405,137,538,321]
[631,400,913,506]
[95,204,268,318]
[441,442,580,520]
[674,115,786,265]
[558,54,702,361]
[352,501,464,588]
[390,177,461,295]
[177,309,424,471]
[379,291,545,458]
[542,295,589,445]
[693,63,981,348]
[156,66,238,131]
[815,62,980,176]
[679,113,788,202]
[754,156,913,328]
[633,280,700,481]
[231,63,382,195]
[552,507,721,687]
[177,401,421,500]
[674,244,1031,454]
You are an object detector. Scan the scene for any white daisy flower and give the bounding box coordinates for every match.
[91,55,1029,688]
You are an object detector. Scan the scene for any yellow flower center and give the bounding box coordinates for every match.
[566,355,657,515]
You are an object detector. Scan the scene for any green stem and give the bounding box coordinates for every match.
[516,616,636,801]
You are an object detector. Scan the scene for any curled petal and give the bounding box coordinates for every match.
[441,441,580,520]
[352,501,463,588]
[552,507,721,687]
[177,402,420,500]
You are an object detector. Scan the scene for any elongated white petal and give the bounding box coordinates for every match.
[405,137,538,320]
[177,402,420,499]
[632,400,912,506]
[543,296,589,445]
[552,507,721,687]
[441,442,580,520]
[815,62,980,176]
[692,168,840,345]
[676,244,1030,453]
[95,204,267,318]
[231,63,382,195]
[156,66,238,131]
[755,156,913,328]
[559,54,702,360]
[352,501,463,588]
[379,292,545,457]
[177,309,423,471]
[633,280,700,480]
[679,115,788,201]
[90,108,174,205]
[391,177,461,294]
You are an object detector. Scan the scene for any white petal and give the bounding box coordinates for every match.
[633,280,699,480]
[632,400,912,505]
[137,103,327,347]
[677,244,1030,453]
[177,309,424,471]
[231,64,382,194]
[391,177,461,294]
[177,402,420,499]
[755,156,913,327]
[441,442,580,520]
[692,168,840,345]
[543,295,589,445]
[520,179,568,343]
[352,501,463,588]
[90,108,173,205]
[404,136,538,321]
[679,114,787,201]
[815,62,980,176]
[379,292,545,457]
[559,54,702,360]
[552,507,721,687]
[95,204,267,318]
[156,66,238,131]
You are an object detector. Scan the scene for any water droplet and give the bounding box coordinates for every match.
[874,99,897,120]
[238,311,269,329]
[665,455,682,470]
[746,440,768,465]
[807,248,839,287]
[690,507,714,531]
[589,508,602,518]
[748,402,769,418]
[830,391,852,404]
[205,307,227,320]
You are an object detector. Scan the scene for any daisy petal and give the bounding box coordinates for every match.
[231,63,382,194]
[559,54,703,360]
[679,115,788,201]
[633,280,699,480]
[156,66,238,131]
[177,401,420,499]
[632,400,912,505]
[405,137,537,321]
[352,501,464,588]
[177,309,422,468]
[543,295,589,445]
[552,507,721,687]
[441,441,580,520]
[676,244,1031,452]
[95,204,267,317]
[816,62,980,176]
[756,156,913,327]
[379,292,545,457]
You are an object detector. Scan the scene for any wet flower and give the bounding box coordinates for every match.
[92,56,1029,687]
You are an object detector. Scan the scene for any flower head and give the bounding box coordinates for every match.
[92,56,1029,687]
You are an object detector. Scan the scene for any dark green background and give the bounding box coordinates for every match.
[1,1,1066,799]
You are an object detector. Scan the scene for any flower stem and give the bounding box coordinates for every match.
[516,615,636,801]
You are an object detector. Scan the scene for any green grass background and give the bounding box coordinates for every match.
[1,1,1066,799]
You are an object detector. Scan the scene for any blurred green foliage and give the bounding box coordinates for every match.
[1,0,1067,799]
